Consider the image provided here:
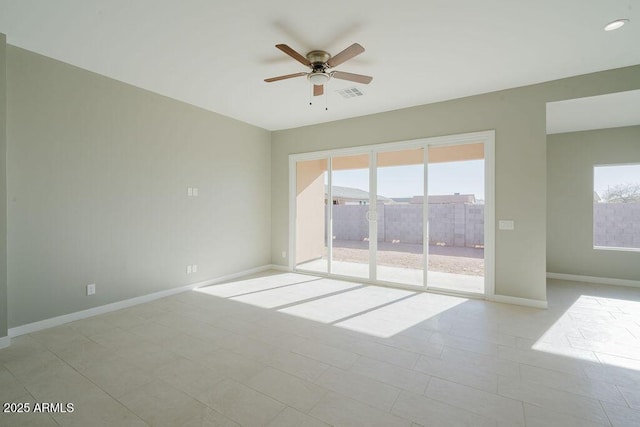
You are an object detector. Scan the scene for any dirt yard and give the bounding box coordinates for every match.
[330,240,484,276]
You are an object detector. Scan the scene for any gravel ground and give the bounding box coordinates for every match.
[330,240,484,276]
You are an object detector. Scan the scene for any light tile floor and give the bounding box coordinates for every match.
[1,271,640,426]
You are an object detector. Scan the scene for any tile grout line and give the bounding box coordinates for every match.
[20,339,151,426]
[597,398,615,427]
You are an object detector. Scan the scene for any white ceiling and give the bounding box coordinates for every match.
[547,90,640,134]
[0,0,639,131]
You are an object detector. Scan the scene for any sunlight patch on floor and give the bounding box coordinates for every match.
[230,278,361,309]
[334,292,467,338]
[278,285,415,324]
[198,272,470,338]
[532,294,640,367]
[195,272,318,298]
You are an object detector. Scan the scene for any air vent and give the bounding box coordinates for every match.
[337,87,364,98]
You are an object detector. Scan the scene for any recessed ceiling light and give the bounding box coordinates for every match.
[604,19,629,31]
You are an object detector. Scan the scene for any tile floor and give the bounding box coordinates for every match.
[1,271,640,426]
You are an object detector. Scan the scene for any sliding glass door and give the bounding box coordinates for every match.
[330,154,371,279]
[292,132,493,296]
[375,148,425,287]
[426,143,485,294]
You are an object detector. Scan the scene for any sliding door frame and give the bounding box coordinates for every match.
[288,130,495,298]
[369,153,378,282]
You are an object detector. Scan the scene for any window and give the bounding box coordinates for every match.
[593,164,640,250]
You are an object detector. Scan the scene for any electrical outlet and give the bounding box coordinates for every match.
[86,283,96,296]
[281,251,287,259]
[186,265,192,274]
[192,264,197,273]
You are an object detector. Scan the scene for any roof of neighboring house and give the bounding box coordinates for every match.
[392,197,412,203]
[326,185,392,202]
[411,194,477,204]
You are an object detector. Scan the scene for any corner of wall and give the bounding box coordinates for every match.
[5,46,273,328]
[0,33,8,340]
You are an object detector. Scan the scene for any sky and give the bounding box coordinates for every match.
[594,164,640,197]
[330,161,640,201]
[331,159,485,199]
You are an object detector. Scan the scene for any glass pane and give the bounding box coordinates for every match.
[427,143,485,294]
[295,159,328,273]
[594,164,640,250]
[376,148,424,286]
[331,154,370,279]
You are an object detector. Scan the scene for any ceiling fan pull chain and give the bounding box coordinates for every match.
[325,81,329,111]
[309,83,313,106]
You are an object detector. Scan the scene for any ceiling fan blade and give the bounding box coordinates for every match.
[275,44,311,67]
[327,43,365,67]
[264,72,307,82]
[313,85,324,96]
[332,71,373,84]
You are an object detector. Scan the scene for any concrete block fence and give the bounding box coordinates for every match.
[329,202,639,249]
[594,203,640,248]
[330,203,485,248]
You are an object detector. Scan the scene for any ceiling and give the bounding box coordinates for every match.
[547,90,640,134]
[0,0,638,131]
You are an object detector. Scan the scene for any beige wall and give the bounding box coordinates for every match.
[271,65,640,303]
[547,126,640,281]
[0,34,7,338]
[296,159,326,264]
[6,46,271,328]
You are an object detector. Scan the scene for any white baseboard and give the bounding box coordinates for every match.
[274,265,547,308]
[269,264,292,272]
[0,336,10,349]
[8,264,273,339]
[547,272,640,288]
[487,294,548,309]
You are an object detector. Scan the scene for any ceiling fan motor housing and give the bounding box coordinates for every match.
[306,50,331,68]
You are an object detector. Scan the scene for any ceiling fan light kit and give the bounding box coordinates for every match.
[308,72,330,86]
[265,42,373,106]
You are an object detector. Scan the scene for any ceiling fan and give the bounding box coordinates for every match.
[264,43,373,97]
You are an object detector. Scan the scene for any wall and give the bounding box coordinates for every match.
[429,204,484,247]
[547,126,640,281]
[0,34,7,339]
[272,65,640,303]
[6,46,271,328]
[295,159,326,264]
[331,204,371,242]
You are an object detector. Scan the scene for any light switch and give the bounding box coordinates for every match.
[187,187,193,197]
[193,187,199,197]
[498,220,515,230]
